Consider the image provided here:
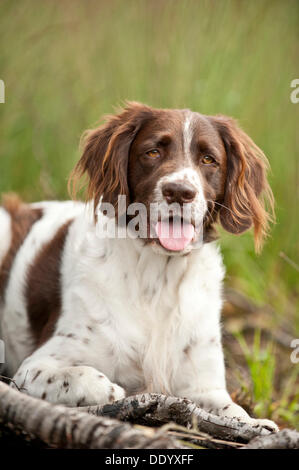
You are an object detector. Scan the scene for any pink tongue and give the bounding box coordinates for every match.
[155,221,194,251]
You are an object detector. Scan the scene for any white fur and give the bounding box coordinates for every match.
[1,201,85,373]
[153,168,207,254]
[183,111,194,161]
[6,208,226,401]
[0,207,11,346]
[0,105,278,430]
[0,200,278,429]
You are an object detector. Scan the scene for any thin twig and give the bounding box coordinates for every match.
[0,375,26,392]
[279,251,299,273]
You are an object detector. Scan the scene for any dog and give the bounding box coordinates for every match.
[0,102,277,431]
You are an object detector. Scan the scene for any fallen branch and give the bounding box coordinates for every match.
[0,382,179,449]
[2,382,298,449]
[81,393,275,443]
[244,429,299,449]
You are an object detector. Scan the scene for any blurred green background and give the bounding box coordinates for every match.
[0,0,298,426]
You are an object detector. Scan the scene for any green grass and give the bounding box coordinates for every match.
[0,0,298,427]
[235,330,276,418]
[234,330,299,428]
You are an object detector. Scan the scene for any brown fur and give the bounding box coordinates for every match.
[69,102,274,252]
[69,102,154,217]
[211,116,275,252]
[0,194,43,299]
[26,219,73,346]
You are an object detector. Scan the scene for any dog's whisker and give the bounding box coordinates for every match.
[207,199,235,215]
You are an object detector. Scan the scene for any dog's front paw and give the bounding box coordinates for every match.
[247,417,279,433]
[13,364,126,407]
[216,401,279,433]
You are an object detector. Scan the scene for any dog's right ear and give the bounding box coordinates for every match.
[69,102,153,217]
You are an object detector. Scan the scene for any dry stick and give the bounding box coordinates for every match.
[0,382,179,449]
[81,393,275,443]
[166,426,244,449]
[244,429,299,449]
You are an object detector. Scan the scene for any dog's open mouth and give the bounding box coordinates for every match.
[155,216,195,252]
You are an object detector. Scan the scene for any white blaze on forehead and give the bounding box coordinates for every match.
[152,110,208,233]
[183,110,195,161]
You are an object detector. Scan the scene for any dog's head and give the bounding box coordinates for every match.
[70,102,274,254]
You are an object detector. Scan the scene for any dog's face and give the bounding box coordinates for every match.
[127,109,227,253]
[70,102,273,254]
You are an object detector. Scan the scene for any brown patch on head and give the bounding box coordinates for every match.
[69,101,155,218]
[0,194,43,299]
[128,110,228,243]
[69,103,274,252]
[69,104,228,245]
[128,109,184,207]
[26,219,73,346]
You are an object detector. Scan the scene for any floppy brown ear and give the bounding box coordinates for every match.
[69,101,153,217]
[211,116,274,252]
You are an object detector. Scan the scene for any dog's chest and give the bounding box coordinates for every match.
[99,250,189,391]
[62,230,225,393]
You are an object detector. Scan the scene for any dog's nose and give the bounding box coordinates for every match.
[162,181,197,205]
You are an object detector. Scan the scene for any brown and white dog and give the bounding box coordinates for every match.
[0,102,277,430]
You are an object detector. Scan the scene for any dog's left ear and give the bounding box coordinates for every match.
[69,101,153,217]
[211,116,274,252]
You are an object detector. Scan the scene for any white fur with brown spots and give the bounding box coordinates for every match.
[0,103,277,431]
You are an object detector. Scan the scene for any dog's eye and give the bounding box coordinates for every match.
[146,149,161,158]
[201,155,215,165]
